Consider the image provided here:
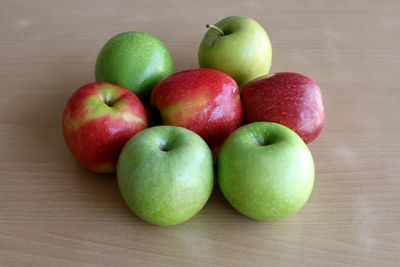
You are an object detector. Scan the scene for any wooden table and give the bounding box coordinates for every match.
[1,1,399,266]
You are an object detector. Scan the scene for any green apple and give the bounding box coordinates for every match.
[95,31,174,100]
[117,126,214,226]
[198,16,272,87]
[218,122,314,221]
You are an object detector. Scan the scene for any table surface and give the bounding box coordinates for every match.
[1,1,400,266]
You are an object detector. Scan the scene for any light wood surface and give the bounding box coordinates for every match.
[1,0,400,266]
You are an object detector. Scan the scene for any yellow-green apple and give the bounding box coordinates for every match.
[198,16,272,87]
[151,68,243,147]
[95,32,174,100]
[242,72,325,143]
[117,126,214,226]
[62,82,148,173]
[218,122,315,221]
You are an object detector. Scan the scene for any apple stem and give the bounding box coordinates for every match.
[206,24,225,35]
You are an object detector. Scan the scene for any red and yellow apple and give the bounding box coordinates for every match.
[242,72,325,143]
[151,68,243,147]
[62,82,148,173]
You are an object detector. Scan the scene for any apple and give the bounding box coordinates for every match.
[95,31,174,100]
[218,122,315,221]
[198,16,272,87]
[151,68,243,147]
[117,126,214,226]
[62,82,148,173]
[242,72,325,143]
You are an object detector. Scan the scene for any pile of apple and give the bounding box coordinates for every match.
[62,16,325,226]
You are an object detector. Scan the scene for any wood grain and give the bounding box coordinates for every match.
[1,0,399,266]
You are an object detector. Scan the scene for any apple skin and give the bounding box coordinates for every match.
[218,122,314,221]
[151,68,243,147]
[62,82,148,173]
[117,126,214,226]
[198,16,272,86]
[95,32,174,100]
[242,72,325,143]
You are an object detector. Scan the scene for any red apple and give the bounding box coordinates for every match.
[242,72,325,143]
[151,68,243,147]
[62,82,148,173]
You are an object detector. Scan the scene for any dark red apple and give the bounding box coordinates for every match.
[151,68,243,147]
[242,72,325,143]
[62,82,148,173]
